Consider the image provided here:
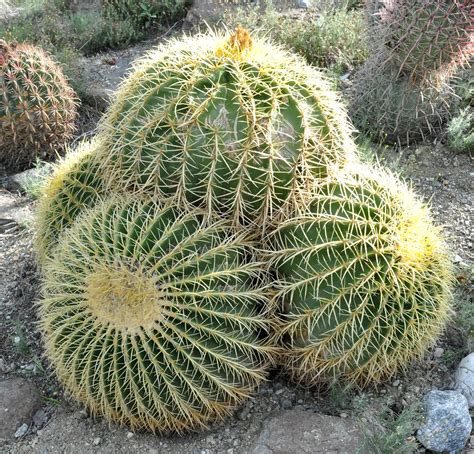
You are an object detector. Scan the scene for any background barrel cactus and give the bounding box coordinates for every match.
[377,0,473,81]
[35,138,107,264]
[99,27,356,228]
[39,196,274,432]
[269,163,453,386]
[349,54,453,144]
[0,40,77,172]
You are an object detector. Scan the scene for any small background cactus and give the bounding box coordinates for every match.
[0,40,77,172]
[350,0,473,145]
[269,163,454,385]
[39,196,274,432]
[349,55,453,144]
[376,0,473,82]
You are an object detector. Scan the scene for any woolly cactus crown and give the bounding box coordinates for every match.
[99,28,356,228]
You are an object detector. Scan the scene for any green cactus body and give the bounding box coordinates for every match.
[378,0,473,81]
[39,195,274,432]
[349,54,453,144]
[99,28,356,228]
[35,138,107,264]
[269,164,453,386]
[0,40,77,172]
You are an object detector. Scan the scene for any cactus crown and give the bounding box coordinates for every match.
[216,26,253,60]
[40,196,274,432]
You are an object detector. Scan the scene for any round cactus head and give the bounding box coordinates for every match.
[35,138,107,264]
[378,0,473,81]
[39,196,274,432]
[99,28,356,229]
[0,40,77,172]
[269,163,454,386]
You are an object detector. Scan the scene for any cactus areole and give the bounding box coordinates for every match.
[100,27,355,228]
[39,197,274,432]
[0,40,77,172]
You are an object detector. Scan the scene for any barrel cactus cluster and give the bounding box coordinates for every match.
[351,0,473,144]
[0,40,77,172]
[35,28,454,433]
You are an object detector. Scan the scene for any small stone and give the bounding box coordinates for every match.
[238,404,251,420]
[454,352,474,407]
[297,0,311,8]
[340,412,348,418]
[93,437,101,446]
[281,399,292,409]
[14,423,28,438]
[433,347,444,358]
[417,390,471,452]
[392,380,401,387]
[454,254,462,264]
[126,431,134,439]
[249,410,366,453]
[275,389,284,396]
[78,409,89,419]
[32,409,48,429]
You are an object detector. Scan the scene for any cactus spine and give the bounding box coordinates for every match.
[0,40,77,172]
[269,164,453,385]
[99,28,356,228]
[39,195,274,432]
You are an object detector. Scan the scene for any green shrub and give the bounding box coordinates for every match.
[447,107,474,153]
[225,3,368,76]
[103,0,191,30]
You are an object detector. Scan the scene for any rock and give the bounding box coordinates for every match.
[281,399,292,409]
[454,353,474,407]
[417,390,471,453]
[0,378,42,440]
[32,409,48,429]
[433,347,444,358]
[297,0,311,8]
[249,410,365,454]
[14,423,29,439]
[238,404,251,420]
[0,190,35,231]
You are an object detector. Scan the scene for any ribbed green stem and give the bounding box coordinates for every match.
[99,31,356,228]
[268,164,453,386]
[39,195,274,432]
